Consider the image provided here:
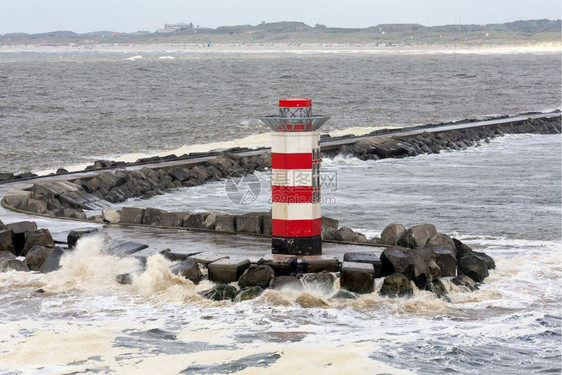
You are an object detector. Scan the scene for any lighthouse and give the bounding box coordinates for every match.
[260,99,331,255]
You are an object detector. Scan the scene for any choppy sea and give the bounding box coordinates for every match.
[0,49,560,374]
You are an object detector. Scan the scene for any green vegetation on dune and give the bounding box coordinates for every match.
[1,19,560,46]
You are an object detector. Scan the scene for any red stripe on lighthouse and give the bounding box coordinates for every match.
[271,153,312,170]
[272,185,313,203]
[272,218,322,237]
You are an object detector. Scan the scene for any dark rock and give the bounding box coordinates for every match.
[201,284,237,301]
[236,214,263,234]
[426,233,457,256]
[119,207,145,224]
[260,214,272,235]
[380,223,406,245]
[380,248,415,279]
[170,258,201,285]
[453,238,474,259]
[56,168,69,175]
[457,253,489,282]
[474,251,496,270]
[116,273,133,285]
[67,228,99,249]
[452,275,478,291]
[379,273,414,298]
[343,252,382,278]
[340,262,375,294]
[431,279,449,298]
[405,247,437,288]
[321,217,339,240]
[24,199,48,214]
[0,230,15,255]
[330,289,359,300]
[25,245,54,271]
[0,172,15,182]
[234,286,263,302]
[0,250,16,264]
[238,265,275,289]
[302,271,336,294]
[332,227,368,243]
[301,256,340,273]
[397,224,437,248]
[40,247,66,273]
[261,255,297,276]
[207,258,251,284]
[23,229,54,255]
[6,221,37,255]
[270,276,303,291]
[0,220,4,231]
[0,259,29,272]
[434,249,457,277]
[160,212,186,228]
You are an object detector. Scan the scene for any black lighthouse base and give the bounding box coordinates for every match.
[272,235,322,256]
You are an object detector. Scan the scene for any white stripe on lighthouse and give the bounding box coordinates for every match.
[271,132,320,154]
[271,202,321,220]
[271,169,315,187]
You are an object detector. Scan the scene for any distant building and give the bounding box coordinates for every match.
[157,22,194,33]
[315,24,327,30]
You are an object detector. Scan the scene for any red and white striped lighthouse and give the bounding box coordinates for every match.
[260,99,331,255]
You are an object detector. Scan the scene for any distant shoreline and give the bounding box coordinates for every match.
[0,42,560,55]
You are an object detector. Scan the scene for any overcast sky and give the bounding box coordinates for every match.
[1,0,560,34]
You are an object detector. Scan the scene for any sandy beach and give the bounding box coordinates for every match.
[0,42,560,55]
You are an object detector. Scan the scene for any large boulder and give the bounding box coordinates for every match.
[404,247,437,288]
[474,251,496,270]
[6,221,37,255]
[0,230,15,255]
[332,227,368,243]
[102,208,121,224]
[238,265,275,289]
[0,259,29,272]
[23,229,54,255]
[302,271,336,294]
[380,223,406,245]
[426,233,457,256]
[380,248,415,279]
[234,286,264,302]
[321,217,339,240]
[453,238,473,259]
[270,276,303,291]
[25,245,54,271]
[67,228,99,249]
[379,273,414,298]
[0,250,16,264]
[40,247,66,273]
[201,284,237,301]
[169,258,201,284]
[397,224,437,249]
[457,254,489,282]
[434,249,457,277]
[340,262,375,294]
[0,220,5,230]
[142,207,168,226]
[452,275,478,291]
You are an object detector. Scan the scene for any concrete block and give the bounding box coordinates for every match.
[119,207,145,224]
[6,221,37,255]
[67,228,99,249]
[340,261,375,294]
[300,255,340,273]
[183,212,210,229]
[0,230,15,255]
[261,214,272,235]
[189,252,229,266]
[261,254,297,276]
[40,247,66,273]
[214,215,236,232]
[343,252,382,278]
[208,258,251,284]
[236,214,263,234]
[3,190,32,209]
[105,240,148,257]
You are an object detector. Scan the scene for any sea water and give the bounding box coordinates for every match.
[0,50,560,374]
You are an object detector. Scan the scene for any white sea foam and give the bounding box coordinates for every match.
[124,55,143,61]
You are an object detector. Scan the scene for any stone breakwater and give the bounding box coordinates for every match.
[2,114,560,226]
[0,218,493,300]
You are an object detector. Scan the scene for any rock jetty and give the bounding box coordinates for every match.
[0,218,494,300]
